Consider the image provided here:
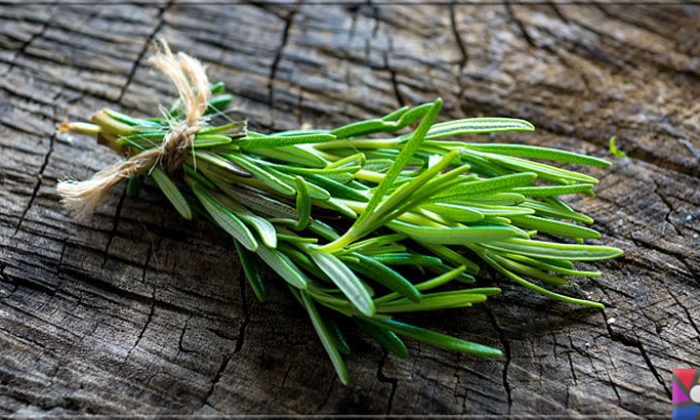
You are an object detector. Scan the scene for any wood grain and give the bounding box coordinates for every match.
[0,3,698,415]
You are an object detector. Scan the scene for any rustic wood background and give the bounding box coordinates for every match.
[1,2,698,416]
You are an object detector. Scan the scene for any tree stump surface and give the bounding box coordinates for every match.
[1,3,698,416]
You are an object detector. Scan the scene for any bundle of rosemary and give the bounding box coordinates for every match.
[58,44,621,385]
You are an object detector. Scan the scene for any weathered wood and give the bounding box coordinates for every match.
[0,3,698,415]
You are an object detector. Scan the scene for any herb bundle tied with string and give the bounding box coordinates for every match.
[58,42,622,385]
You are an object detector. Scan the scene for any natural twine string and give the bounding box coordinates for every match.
[57,40,210,218]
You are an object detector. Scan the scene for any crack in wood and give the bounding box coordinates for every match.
[102,2,173,262]
[593,4,675,44]
[267,5,298,131]
[2,9,55,76]
[664,284,700,345]
[125,286,156,362]
[484,304,512,414]
[449,2,469,111]
[654,180,683,238]
[628,237,696,284]
[234,265,250,354]
[116,1,173,103]
[101,189,127,268]
[504,2,536,49]
[178,314,194,354]
[202,352,234,408]
[12,97,61,237]
[565,339,578,386]
[601,310,671,399]
[12,132,55,237]
[449,3,468,71]
[375,350,398,414]
[383,43,404,107]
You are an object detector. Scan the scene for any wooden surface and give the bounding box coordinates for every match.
[1,2,699,416]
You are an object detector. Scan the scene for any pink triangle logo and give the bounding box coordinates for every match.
[673,369,700,420]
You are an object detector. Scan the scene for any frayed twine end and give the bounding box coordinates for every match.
[58,39,210,218]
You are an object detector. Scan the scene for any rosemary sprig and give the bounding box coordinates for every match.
[60,81,622,385]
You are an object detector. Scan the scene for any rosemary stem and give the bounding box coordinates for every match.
[317,230,358,253]
[314,138,400,150]
[59,122,100,137]
[90,110,136,137]
[354,170,385,183]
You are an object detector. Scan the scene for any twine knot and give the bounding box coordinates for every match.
[57,40,210,218]
[162,122,201,174]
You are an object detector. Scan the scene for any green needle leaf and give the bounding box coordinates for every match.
[388,220,525,245]
[513,184,594,197]
[192,184,257,251]
[198,121,246,136]
[126,174,144,197]
[342,253,422,303]
[432,172,537,201]
[299,290,350,385]
[294,176,311,231]
[252,145,327,168]
[420,202,484,222]
[305,173,368,202]
[365,318,502,358]
[358,99,443,225]
[305,219,340,241]
[506,254,601,277]
[117,132,166,149]
[483,238,623,261]
[370,253,443,267]
[423,117,535,139]
[510,215,600,240]
[486,154,599,184]
[481,252,604,308]
[489,253,568,286]
[239,133,336,149]
[225,153,296,196]
[376,292,487,313]
[330,102,433,138]
[150,167,193,220]
[308,249,375,317]
[464,143,611,167]
[354,318,408,358]
[521,199,594,224]
[193,151,252,177]
[257,244,309,289]
[234,240,266,302]
[192,134,232,148]
[609,136,627,158]
[324,316,351,355]
[266,168,332,200]
[215,192,278,248]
